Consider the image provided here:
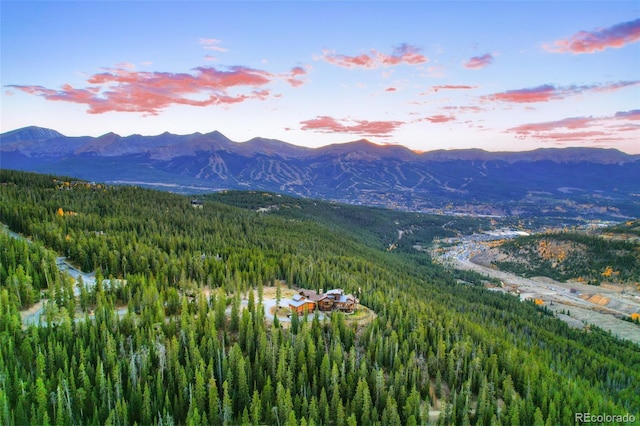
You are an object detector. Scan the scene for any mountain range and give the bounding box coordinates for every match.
[2,126,639,219]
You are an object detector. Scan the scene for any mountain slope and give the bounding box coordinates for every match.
[2,126,639,218]
[1,169,639,426]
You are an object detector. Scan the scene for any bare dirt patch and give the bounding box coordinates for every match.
[261,281,297,300]
[582,294,610,306]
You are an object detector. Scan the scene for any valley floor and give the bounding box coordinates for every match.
[433,233,640,345]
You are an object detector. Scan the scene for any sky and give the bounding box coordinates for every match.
[1,1,639,153]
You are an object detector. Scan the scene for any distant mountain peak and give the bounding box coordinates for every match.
[0,126,65,143]
[98,132,120,138]
[203,130,229,139]
[315,139,417,161]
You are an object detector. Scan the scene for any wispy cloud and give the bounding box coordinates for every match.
[300,115,404,136]
[481,81,639,103]
[442,105,485,113]
[319,44,428,69]
[544,18,640,54]
[432,85,478,92]
[507,110,640,143]
[590,80,640,93]
[424,65,445,78]
[533,131,612,143]
[509,116,595,134]
[8,64,306,115]
[423,84,479,95]
[114,62,136,70]
[464,53,493,69]
[200,38,228,52]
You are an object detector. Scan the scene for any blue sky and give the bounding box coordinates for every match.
[2,1,639,153]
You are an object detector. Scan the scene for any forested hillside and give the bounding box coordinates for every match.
[493,232,640,286]
[606,219,640,239]
[205,191,489,252]
[0,170,638,425]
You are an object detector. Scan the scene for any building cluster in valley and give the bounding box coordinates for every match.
[289,288,358,315]
[53,179,108,191]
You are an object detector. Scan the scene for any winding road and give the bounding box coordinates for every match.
[3,224,103,325]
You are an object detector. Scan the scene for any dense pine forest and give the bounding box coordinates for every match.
[0,169,639,425]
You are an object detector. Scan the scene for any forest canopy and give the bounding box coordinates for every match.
[0,170,638,425]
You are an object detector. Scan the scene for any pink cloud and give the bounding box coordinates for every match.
[482,84,559,102]
[300,115,404,136]
[544,18,640,54]
[8,63,304,115]
[481,81,639,103]
[320,43,428,69]
[423,114,456,123]
[385,87,397,92]
[464,53,494,69]
[284,66,307,87]
[377,44,428,66]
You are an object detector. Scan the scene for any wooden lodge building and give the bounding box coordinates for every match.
[289,294,317,315]
[289,288,358,315]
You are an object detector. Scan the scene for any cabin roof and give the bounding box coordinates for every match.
[289,299,315,308]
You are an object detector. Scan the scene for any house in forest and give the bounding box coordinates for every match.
[292,288,358,315]
[288,294,316,315]
[324,289,358,312]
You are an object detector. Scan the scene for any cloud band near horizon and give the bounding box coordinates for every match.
[482,81,640,103]
[300,116,405,136]
[319,44,428,69]
[507,110,640,145]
